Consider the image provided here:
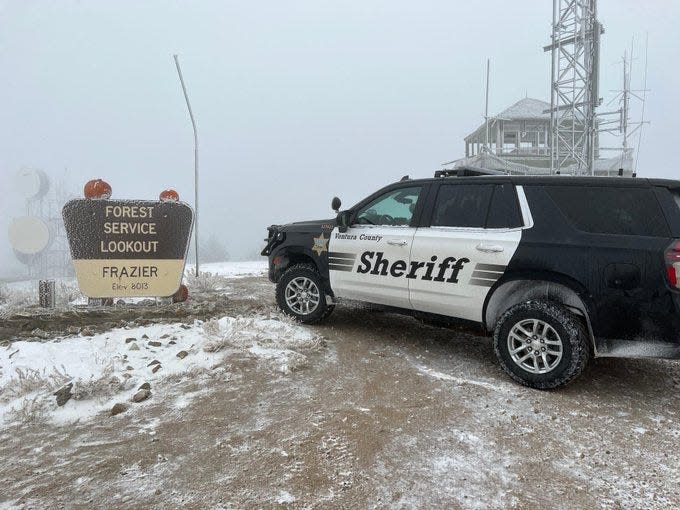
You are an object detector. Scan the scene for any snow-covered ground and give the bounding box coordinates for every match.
[185,260,267,279]
[1,266,679,509]
[0,313,320,426]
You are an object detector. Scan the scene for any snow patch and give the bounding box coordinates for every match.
[275,490,296,504]
[186,260,266,279]
[0,313,321,425]
[415,365,515,394]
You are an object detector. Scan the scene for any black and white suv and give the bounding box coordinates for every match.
[262,168,680,389]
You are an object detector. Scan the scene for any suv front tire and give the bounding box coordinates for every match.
[493,300,590,389]
[276,264,334,323]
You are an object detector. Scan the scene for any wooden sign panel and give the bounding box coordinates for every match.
[62,199,194,298]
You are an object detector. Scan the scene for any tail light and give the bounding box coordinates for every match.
[665,241,680,288]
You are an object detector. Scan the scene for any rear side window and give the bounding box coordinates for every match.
[432,184,493,228]
[487,184,523,228]
[546,186,669,237]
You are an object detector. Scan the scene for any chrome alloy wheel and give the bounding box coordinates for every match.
[284,277,320,315]
[507,319,563,374]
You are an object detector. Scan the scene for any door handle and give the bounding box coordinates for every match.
[387,240,408,246]
[476,243,504,253]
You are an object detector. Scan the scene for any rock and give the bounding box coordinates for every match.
[160,334,170,339]
[110,403,128,416]
[128,342,140,351]
[132,389,151,403]
[176,350,188,359]
[138,382,151,391]
[148,341,162,347]
[147,359,161,367]
[67,325,81,335]
[125,337,137,343]
[169,340,177,345]
[81,328,95,337]
[152,364,162,374]
[116,299,126,305]
[142,334,149,339]
[31,328,51,340]
[122,373,132,379]
[126,365,134,370]
[54,383,73,406]
[180,324,191,330]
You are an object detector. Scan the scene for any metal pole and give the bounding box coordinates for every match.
[173,54,199,276]
[549,0,557,174]
[484,59,490,152]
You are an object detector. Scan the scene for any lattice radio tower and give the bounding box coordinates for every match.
[545,0,604,175]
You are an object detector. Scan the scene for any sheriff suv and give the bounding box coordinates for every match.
[262,168,680,389]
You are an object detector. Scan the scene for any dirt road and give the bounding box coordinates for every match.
[1,276,679,509]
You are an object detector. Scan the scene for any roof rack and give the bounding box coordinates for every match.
[434,166,507,178]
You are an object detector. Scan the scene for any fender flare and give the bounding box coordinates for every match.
[269,245,329,287]
[483,276,596,350]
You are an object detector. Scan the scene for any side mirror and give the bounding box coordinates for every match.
[331,196,342,213]
[337,210,351,233]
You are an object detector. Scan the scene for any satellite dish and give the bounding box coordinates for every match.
[9,216,51,255]
[15,168,50,200]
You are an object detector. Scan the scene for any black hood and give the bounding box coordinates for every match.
[279,218,336,233]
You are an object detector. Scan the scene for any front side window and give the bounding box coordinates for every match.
[431,184,494,228]
[354,186,421,226]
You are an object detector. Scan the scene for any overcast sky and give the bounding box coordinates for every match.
[1,0,678,274]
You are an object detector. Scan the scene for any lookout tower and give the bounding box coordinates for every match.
[464,98,552,170]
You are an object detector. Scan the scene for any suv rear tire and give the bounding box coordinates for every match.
[276,264,334,324]
[493,301,590,389]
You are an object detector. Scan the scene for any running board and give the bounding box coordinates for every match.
[595,338,680,359]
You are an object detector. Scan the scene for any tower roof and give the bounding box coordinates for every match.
[497,98,550,120]
[464,97,551,142]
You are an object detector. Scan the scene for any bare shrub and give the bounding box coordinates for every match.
[57,280,83,305]
[203,318,254,352]
[0,283,8,304]
[184,271,229,293]
[71,365,131,401]
[0,367,72,402]
[202,318,221,337]
[8,395,51,425]
[0,284,35,317]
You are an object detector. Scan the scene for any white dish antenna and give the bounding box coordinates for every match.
[9,216,51,255]
[13,249,38,266]
[15,167,50,199]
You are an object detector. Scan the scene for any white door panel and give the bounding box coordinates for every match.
[329,226,416,308]
[409,228,521,322]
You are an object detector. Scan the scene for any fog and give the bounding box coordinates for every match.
[1,0,678,277]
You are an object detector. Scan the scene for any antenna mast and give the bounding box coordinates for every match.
[484,59,491,152]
